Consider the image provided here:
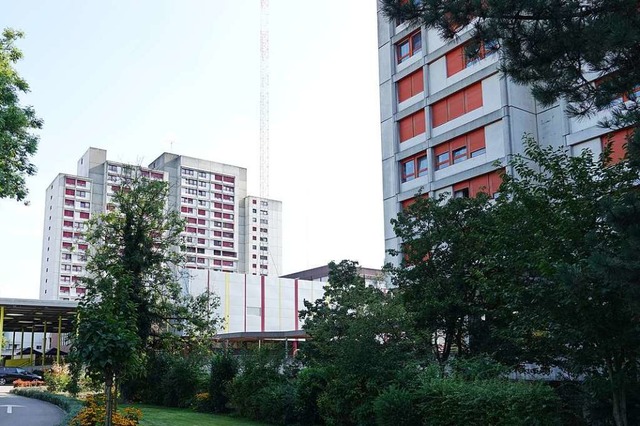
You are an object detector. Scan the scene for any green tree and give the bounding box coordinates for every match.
[489,137,640,426]
[388,193,498,371]
[0,28,42,201]
[299,260,411,425]
[73,174,218,426]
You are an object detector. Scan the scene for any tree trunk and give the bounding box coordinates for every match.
[104,369,114,426]
[607,359,628,426]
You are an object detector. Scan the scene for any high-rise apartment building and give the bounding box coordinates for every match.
[376,4,631,266]
[40,148,283,300]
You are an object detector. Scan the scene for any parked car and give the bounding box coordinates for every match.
[0,367,43,385]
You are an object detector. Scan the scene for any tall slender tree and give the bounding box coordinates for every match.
[73,173,217,425]
[0,28,42,201]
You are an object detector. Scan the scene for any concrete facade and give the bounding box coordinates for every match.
[377,4,626,266]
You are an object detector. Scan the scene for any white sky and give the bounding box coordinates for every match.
[0,1,384,298]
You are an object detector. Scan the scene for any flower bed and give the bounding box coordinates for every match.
[13,379,46,387]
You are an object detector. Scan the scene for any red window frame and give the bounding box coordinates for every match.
[453,169,503,198]
[401,153,428,183]
[434,127,486,170]
[446,41,499,77]
[431,82,483,127]
[396,30,422,63]
[399,109,426,142]
[397,68,424,103]
[601,128,633,164]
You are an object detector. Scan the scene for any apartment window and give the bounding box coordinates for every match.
[260,200,268,206]
[446,41,499,77]
[65,188,75,196]
[151,172,163,180]
[223,241,234,248]
[252,245,257,250]
[61,264,71,271]
[260,227,268,233]
[63,231,73,238]
[80,212,90,219]
[187,256,196,262]
[252,199,257,204]
[60,276,71,283]
[62,242,72,249]
[434,127,486,170]
[453,169,503,198]
[79,201,90,208]
[601,128,633,164]
[186,226,197,233]
[223,204,234,211]
[197,219,206,225]
[260,210,268,215]
[214,202,222,209]
[65,199,74,206]
[260,237,268,242]
[431,82,483,127]
[260,246,268,251]
[64,210,74,217]
[223,176,235,183]
[399,110,426,142]
[62,253,72,260]
[223,195,234,201]
[252,209,257,214]
[198,171,208,178]
[182,168,194,176]
[199,181,207,188]
[223,213,233,220]
[76,180,87,187]
[78,243,88,250]
[260,219,268,224]
[65,177,76,185]
[78,254,87,261]
[198,200,208,207]
[253,236,257,241]
[197,258,206,264]
[197,190,206,197]
[197,228,206,235]
[108,164,118,172]
[197,238,205,245]
[397,68,424,103]
[214,184,223,190]
[72,265,83,272]
[213,240,222,247]
[401,154,428,182]
[222,231,233,238]
[187,217,197,224]
[396,30,422,63]
[76,190,87,198]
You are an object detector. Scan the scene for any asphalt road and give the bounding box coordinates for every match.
[0,386,65,426]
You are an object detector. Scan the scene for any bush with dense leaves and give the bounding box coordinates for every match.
[207,351,238,413]
[44,363,71,393]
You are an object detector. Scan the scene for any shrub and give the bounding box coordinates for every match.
[45,363,71,393]
[373,386,421,426]
[69,394,142,426]
[207,351,238,413]
[414,377,562,426]
[227,348,288,422]
[159,353,207,408]
[294,367,327,425]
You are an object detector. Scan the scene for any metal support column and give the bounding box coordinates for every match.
[0,307,4,350]
[30,327,35,365]
[42,321,47,366]
[57,315,62,365]
[20,328,24,359]
[12,332,15,358]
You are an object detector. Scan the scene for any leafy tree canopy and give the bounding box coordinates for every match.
[0,28,42,201]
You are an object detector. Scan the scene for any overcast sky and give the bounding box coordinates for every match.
[0,1,384,298]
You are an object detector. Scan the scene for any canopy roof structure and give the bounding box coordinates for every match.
[213,330,309,343]
[0,298,78,334]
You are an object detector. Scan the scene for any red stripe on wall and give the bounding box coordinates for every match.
[244,274,247,332]
[261,275,265,332]
[294,279,299,330]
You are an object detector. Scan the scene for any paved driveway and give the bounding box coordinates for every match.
[0,386,64,426]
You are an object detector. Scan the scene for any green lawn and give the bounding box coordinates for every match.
[130,405,268,426]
